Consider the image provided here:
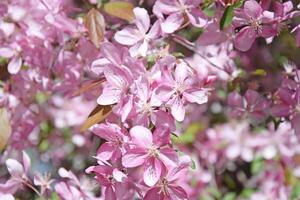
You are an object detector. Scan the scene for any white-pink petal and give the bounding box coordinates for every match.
[171,96,185,122]
[122,151,147,168]
[161,13,184,34]
[143,158,162,186]
[183,89,208,104]
[130,126,153,147]
[133,7,150,33]
[6,159,24,178]
[97,86,121,105]
[114,27,142,46]
[244,0,262,19]
[8,57,22,74]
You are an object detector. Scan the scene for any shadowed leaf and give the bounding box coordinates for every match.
[85,8,105,48]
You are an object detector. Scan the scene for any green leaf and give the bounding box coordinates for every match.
[147,54,157,68]
[251,69,267,76]
[251,156,264,174]
[233,0,245,8]
[172,52,185,58]
[291,182,300,200]
[51,192,59,200]
[35,91,48,104]
[240,188,256,198]
[207,187,222,199]
[220,5,234,30]
[172,123,203,144]
[223,192,236,200]
[191,159,196,169]
[0,57,7,65]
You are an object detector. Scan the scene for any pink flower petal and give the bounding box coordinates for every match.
[22,151,31,174]
[105,186,116,200]
[234,26,256,51]
[169,185,188,200]
[175,62,189,83]
[244,0,262,19]
[187,8,207,28]
[147,20,161,39]
[114,27,142,46]
[228,92,244,108]
[183,89,208,104]
[154,85,175,102]
[8,57,22,74]
[134,7,150,33]
[143,158,162,186]
[96,142,115,161]
[5,159,24,178]
[171,96,185,122]
[112,169,127,182]
[130,126,153,147]
[122,149,147,168]
[100,42,122,66]
[97,85,121,105]
[121,95,133,122]
[144,187,161,200]
[161,13,184,34]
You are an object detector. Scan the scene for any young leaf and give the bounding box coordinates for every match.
[104,1,134,22]
[84,8,105,48]
[250,69,267,76]
[172,123,203,144]
[291,182,300,200]
[0,108,12,150]
[223,192,236,200]
[80,105,112,132]
[220,5,234,30]
[251,156,264,174]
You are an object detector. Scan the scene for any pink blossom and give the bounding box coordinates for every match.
[154,60,209,121]
[153,0,207,33]
[122,126,178,186]
[114,7,161,57]
[233,0,277,51]
[131,76,175,130]
[86,165,134,200]
[55,168,99,200]
[0,151,31,196]
[92,123,128,163]
[228,89,270,122]
[144,162,189,200]
[0,45,22,74]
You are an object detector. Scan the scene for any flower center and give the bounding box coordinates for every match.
[249,17,262,34]
[177,0,191,13]
[295,105,300,113]
[147,146,159,157]
[140,101,153,115]
[175,82,186,94]
[159,177,170,196]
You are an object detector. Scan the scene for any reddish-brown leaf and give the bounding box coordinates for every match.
[72,78,105,97]
[80,105,112,132]
[84,8,105,48]
[0,108,12,150]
